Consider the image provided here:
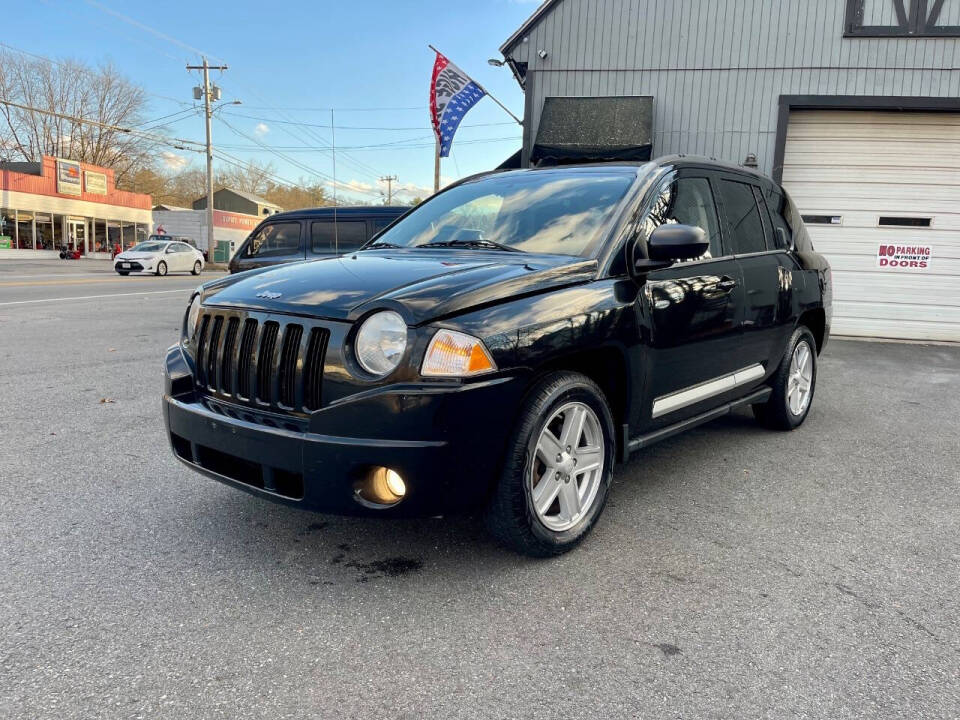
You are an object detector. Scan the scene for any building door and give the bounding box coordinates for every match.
[781,110,959,342]
[68,219,87,254]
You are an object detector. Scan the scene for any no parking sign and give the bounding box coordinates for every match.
[876,244,932,271]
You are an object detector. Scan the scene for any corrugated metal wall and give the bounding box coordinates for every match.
[505,0,960,173]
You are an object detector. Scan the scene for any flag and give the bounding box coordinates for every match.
[430,51,487,158]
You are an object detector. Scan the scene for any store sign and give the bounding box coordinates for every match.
[213,210,260,231]
[84,170,107,195]
[877,244,932,271]
[56,159,82,196]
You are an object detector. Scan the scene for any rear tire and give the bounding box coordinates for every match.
[156,261,167,277]
[753,326,817,431]
[487,371,615,557]
[192,260,202,275]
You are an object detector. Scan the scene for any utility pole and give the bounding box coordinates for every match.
[379,175,398,204]
[187,57,228,256]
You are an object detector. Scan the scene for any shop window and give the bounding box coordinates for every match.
[53,214,65,251]
[15,211,34,249]
[0,209,14,249]
[121,221,136,250]
[107,221,121,254]
[135,224,148,245]
[35,214,54,250]
[845,0,960,37]
[94,220,108,253]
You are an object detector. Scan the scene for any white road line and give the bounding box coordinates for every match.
[0,273,115,280]
[0,289,191,306]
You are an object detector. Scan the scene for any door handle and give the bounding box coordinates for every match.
[717,276,738,291]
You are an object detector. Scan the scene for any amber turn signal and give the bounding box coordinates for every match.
[420,329,496,377]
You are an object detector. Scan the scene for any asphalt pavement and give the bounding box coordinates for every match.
[1,259,958,719]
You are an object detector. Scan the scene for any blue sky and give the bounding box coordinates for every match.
[16,0,541,202]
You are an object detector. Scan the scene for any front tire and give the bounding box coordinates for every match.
[753,326,817,430]
[191,260,202,275]
[487,371,615,557]
[156,261,167,277]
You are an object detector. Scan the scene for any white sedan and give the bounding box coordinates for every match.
[114,240,205,276]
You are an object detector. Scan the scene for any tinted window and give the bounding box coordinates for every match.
[372,170,635,257]
[246,222,301,257]
[372,217,395,234]
[641,177,722,259]
[763,187,793,249]
[311,220,368,254]
[718,180,768,254]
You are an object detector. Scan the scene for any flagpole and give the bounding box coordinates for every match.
[428,45,523,126]
[434,137,440,194]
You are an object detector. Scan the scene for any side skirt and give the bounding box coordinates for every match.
[621,387,772,462]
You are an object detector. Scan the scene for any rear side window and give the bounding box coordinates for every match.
[642,177,723,259]
[718,180,768,254]
[311,220,368,254]
[245,222,301,257]
[371,217,395,234]
[763,187,793,249]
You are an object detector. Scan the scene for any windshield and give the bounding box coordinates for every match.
[130,242,166,253]
[369,169,636,257]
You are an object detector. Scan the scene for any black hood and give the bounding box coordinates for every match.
[202,249,598,325]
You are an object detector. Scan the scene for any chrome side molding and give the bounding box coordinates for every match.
[652,364,765,418]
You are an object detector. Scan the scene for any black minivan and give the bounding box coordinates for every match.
[228,206,408,273]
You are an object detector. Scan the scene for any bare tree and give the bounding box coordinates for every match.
[0,50,152,185]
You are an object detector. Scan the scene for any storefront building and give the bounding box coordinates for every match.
[0,156,152,258]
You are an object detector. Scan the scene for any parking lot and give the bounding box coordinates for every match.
[1,258,958,719]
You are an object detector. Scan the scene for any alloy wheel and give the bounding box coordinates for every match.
[530,401,605,532]
[787,340,813,416]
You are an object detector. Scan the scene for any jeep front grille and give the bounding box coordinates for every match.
[193,310,330,414]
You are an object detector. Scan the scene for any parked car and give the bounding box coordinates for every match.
[115,239,205,276]
[164,157,832,556]
[228,206,408,274]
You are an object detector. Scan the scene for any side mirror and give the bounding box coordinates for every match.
[634,224,709,273]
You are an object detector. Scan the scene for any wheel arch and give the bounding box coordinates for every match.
[798,307,826,354]
[528,345,630,458]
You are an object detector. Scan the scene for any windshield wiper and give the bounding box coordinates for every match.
[363,241,403,250]
[417,239,524,253]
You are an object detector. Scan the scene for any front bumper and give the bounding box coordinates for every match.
[163,344,527,516]
[115,260,149,272]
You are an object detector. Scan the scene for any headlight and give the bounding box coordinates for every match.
[184,292,202,341]
[421,329,496,377]
[355,310,407,376]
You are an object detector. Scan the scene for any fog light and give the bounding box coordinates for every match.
[355,466,407,507]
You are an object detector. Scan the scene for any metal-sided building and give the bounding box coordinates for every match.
[498,0,960,341]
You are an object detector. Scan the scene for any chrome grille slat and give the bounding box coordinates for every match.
[193,310,329,414]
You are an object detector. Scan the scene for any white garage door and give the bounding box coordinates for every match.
[782,110,960,342]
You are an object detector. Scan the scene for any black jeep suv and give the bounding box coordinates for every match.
[164,157,831,556]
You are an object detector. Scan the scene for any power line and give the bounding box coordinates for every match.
[0,97,206,152]
[217,116,383,199]
[220,109,516,131]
